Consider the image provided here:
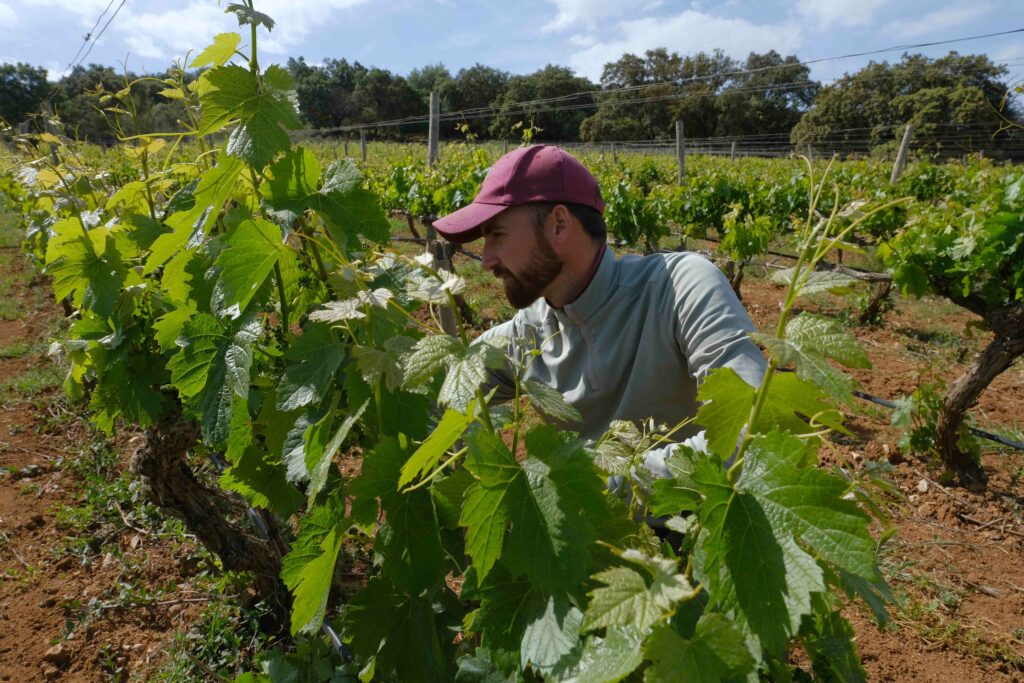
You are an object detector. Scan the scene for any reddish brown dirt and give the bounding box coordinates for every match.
[741,275,1024,682]
[3,227,1024,680]
[0,251,208,682]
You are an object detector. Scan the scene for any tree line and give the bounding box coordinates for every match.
[1,48,1018,155]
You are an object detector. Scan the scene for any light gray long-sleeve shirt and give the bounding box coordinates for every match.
[476,247,766,473]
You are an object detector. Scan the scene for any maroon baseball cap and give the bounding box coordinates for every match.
[433,145,605,244]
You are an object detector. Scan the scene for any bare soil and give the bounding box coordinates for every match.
[0,250,210,682]
[1,234,1022,680]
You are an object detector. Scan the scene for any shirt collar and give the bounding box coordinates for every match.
[556,245,617,323]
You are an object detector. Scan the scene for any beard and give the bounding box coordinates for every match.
[493,232,564,309]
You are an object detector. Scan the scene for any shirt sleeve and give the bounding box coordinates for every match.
[670,253,767,389]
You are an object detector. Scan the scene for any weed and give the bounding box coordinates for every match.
[0,340,31,358]
[148,593,277,682]
[0,362,63,399]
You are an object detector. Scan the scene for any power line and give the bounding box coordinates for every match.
[296,26,1024,135]
[74,0,128,71]
[63,0,117,76]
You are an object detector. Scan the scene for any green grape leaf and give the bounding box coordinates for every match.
[264,151,389,245]
[198,64,299,168]
[275,324,345,411]
[582,550,693,633]
[153,305,196,353]
[403,334,462,388]
[754,313,870,405]
[306,401,366,504]
[398,404,476,488]
[741,431,878,578]
[349,436,405,529]
[454,649,506,683]
[216,217,284,315]
[802,607,867,683]
[281,405,326,483]
[377,485,448,593]
[786,313,871,369]
[696,368,845,460]
[45,227,127,318]
[440,343,504,410]
[351,336,413,391]
[523,380,582,424]
[468,575,545,675]
[692,455,823,660]
[460,425,606,590]
[772,267,858,296]
[167,313,260,446]
[317,159,390,245]
[649,477,702,517]
[220,445,302,518]
[224,397,252,464]
[557,627,643,683]
[431,468,475,530]
[190,32,241,68]
[225,2,275,29]
[519,593,583,676]
[107,180,149,212]
[343,576,449,682]
[147,156,244,273]
[91,356,170,430]
[643,615,755,683]
[281,503,346,635]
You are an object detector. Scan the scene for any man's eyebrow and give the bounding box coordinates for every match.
[481,222,504,236]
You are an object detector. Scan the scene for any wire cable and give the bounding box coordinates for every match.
[296,26,1024,134]
[63,0,117,76]
[74,0,128,70]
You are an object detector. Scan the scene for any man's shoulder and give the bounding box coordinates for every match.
[615,250,721,289]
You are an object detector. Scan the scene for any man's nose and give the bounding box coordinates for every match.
[481,244,499,272]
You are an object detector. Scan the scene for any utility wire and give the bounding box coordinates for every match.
[295,26,1024,135]
[74,0,128,70]
[63,0,117,76]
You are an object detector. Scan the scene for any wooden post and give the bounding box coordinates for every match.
[428,91,440,167]
[730,140,736,160]
[806,143,813,163]
[503,138,509,154]
[612,143,617,161]
[675,121,685,183]
[890,123,913,184]
[360,130,367,163]
[344,139,349,157]
[422,218,456,335]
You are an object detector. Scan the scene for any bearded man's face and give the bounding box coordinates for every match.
[481,206,564,309]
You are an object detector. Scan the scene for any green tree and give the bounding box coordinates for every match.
[440,64,509,139]
[287,57,368,128]
[716,51,818,138]
[580,49,737,142]
[488,65,595,142]
[791,52,1017,157]
[406,63,451,109]
[0,63,51,125]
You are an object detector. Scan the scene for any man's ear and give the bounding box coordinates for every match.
[549,204,572,237]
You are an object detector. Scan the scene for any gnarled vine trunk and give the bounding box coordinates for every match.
[129,416,290,624]
[936,303,1024,481]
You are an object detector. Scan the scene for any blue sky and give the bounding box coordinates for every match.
[1,0,1021,88]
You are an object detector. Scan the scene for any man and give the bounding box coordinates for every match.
[433,145,765,479]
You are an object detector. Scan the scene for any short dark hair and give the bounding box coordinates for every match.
[526,202,607,242]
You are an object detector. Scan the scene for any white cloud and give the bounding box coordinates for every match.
[567,10,803,80]
[885,3,993,40]
[15,0,371,68]
[542,0,630,33]
[0,3,16,27]
[794,0,886,30]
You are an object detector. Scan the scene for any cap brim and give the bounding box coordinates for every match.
[432,202,508,244]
